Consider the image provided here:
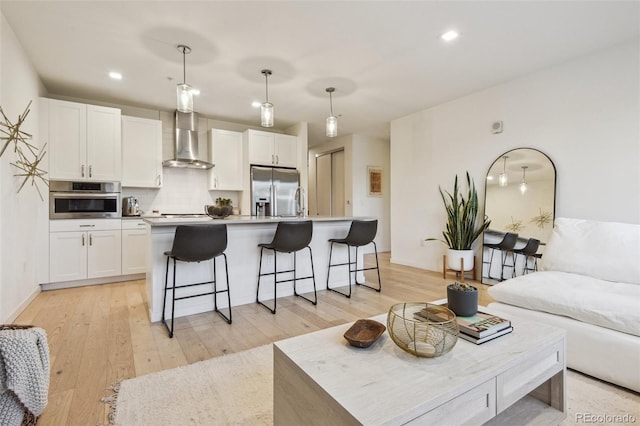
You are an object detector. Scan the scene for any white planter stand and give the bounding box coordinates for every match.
[443,249,476,282]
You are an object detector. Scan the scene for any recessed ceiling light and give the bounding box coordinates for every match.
[251,101,261,108]
[441,30,459,42]
[109,71,122,80]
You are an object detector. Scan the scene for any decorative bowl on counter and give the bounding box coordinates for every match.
[343,319,386,348]
[387,302,459,358]
[205,204,232,219]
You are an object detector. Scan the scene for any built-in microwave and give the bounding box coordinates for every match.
[49,181,121,219]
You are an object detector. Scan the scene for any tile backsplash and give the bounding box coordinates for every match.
[122,167,239,215]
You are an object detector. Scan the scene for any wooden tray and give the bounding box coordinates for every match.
[343,319,386,348]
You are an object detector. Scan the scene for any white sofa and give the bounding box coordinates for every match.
[487,217,640,392]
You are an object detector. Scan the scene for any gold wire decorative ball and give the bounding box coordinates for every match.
[387,303,459,358]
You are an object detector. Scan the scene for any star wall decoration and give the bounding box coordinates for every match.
[0,100,49,199]
[0,100,34,157]
[504,216,524,233]
[530,209,552,229]
[11,143,48,201]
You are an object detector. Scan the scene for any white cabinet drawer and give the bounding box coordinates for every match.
[121,218,146,230]
[497,337,565,413]
[408,378,496,425]
[50,219,121,232]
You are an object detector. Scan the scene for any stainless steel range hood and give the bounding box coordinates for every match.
[162,110,214,169]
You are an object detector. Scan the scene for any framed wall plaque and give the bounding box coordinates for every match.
[368,166,383,197]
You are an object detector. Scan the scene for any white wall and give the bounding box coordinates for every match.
[0,13,48,322]
[351,135,391,252]
[391,40,640,272]
[308,134,391,252]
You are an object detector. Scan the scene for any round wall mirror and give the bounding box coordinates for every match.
[482,148,556,284]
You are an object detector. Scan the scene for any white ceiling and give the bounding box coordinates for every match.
[2,1,638,146]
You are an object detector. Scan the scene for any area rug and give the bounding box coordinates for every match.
[104,344,639,425]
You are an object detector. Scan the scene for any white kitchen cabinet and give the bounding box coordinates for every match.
[208,129,243,190]
[122,219,147,275]
[46,98,121,181]
[49,231,88,282]
[49,219,122,283]
[274,134,297,168]
[122,116,163,188]
[246,129,298,168]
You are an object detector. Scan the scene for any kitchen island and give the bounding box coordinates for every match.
[143,215,367,322]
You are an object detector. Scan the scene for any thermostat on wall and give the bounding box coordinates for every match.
[491,121,503,134]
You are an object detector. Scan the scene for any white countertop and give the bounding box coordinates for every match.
[142,215,363,227]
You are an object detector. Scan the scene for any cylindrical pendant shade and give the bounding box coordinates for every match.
[520,181,528,194]
[326,115,338,137]
[261,102,274,127]
[498,173,508,187]
[177,83,193,113]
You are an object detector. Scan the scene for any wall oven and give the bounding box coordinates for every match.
[49,181,121,219]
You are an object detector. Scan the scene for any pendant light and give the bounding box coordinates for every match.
[519,166,528,194]
[325,87,337,138]
[260,69,274,127]
[176,45,193,113]
[498,155,508,187]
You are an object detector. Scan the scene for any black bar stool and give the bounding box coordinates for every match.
[326,219,381,298]
[482,232,518,281]
[162,224,231,338]
[256,220,318,314]
[513,238,541,275]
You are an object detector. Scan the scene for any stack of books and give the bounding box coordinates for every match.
[414,306,512,345]
[454,311,513,344]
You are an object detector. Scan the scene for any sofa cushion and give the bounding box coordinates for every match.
[488,271,640,337]
[540,217,640,285]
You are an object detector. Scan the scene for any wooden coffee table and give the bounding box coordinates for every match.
[274,308,566,425]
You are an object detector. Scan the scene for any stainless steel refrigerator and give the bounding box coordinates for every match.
[251,166,299,216]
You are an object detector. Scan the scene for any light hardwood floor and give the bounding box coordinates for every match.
[15,252,493,426]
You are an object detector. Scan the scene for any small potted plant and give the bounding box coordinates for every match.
[426,172,491,316]
[446,281,478,317]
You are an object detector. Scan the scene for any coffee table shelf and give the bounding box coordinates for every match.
[274,309,566,425]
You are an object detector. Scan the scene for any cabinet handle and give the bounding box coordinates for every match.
[157,174,162,186]
[89,165,92,178]
[79,224,95,228]
[82,234,85,246]
[276,155,279,164]
[89,234,93,246]
[215,177,219,188]
[272,154,275,164]
[138,223,145,226]
[81,164,85,178]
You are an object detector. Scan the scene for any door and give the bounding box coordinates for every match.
[87,230,122,278]
[122,116,162,188]
[316,149,345,216]
[209,129,243,190]
[331,150,345,216]
[48,99,87,180]
[49,231,88,282]
[316,154,332,216]
[247,130,275,166]
[87,105,121,181]
[273,168,299,217]
[251,166,274,215]
[122,228,147,275]
[275,134,297,167]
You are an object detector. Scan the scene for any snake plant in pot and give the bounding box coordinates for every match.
[426,172,491,316]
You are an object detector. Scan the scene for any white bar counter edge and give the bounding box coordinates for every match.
[143,216,370,322]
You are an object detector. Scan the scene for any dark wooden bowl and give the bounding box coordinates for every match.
[343,319,386,348]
